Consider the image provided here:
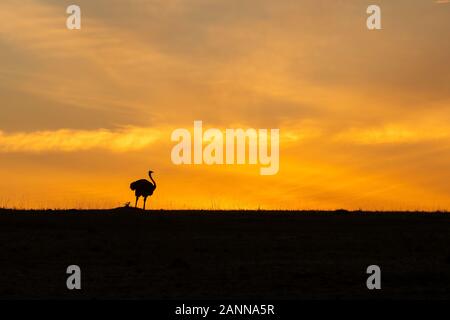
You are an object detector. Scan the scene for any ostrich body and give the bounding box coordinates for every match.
[130,171,156,210]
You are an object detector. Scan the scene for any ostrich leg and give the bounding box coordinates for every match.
[135,196,139,208]
[143,197,147,210]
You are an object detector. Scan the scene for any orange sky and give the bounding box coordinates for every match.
[1,0,449,210]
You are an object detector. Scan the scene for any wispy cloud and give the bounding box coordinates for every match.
[0,127,163,153]
[334,125,450,145]
[0,0,177,123]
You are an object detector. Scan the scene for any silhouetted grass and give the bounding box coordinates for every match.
[0,207,448,214]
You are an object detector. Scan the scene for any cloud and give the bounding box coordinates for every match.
[0,127,163,153]
[0,123,321,154]
[334,125,450,145]
[0,0,178,129]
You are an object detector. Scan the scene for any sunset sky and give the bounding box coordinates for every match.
[1,0,449,210]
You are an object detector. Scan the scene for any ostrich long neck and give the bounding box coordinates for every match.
[149,173,156,187]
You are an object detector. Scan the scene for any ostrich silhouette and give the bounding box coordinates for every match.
[130,170,156,210]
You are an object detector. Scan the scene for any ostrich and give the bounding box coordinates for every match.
[130,170,156,210]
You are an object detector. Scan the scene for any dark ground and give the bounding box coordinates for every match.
[0,208,449,299]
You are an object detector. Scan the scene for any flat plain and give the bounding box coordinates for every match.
[0,208,449,299]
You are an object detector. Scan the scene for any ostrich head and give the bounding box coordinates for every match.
[148,170,156,186]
